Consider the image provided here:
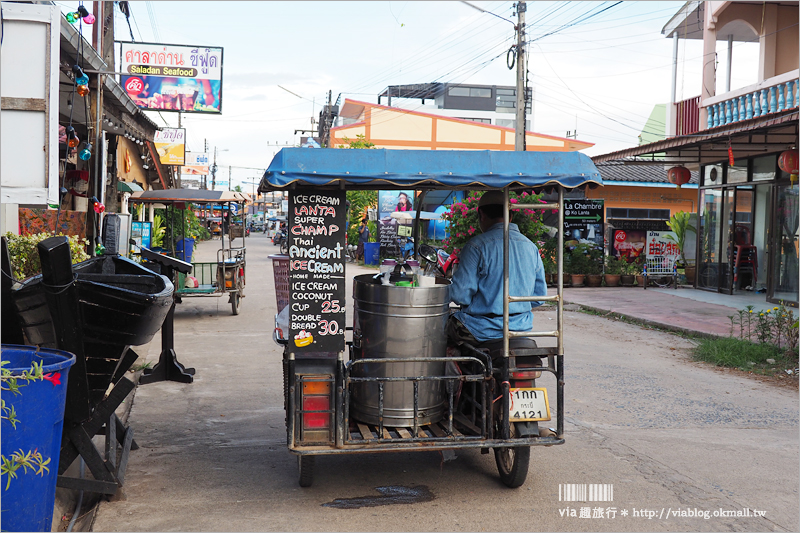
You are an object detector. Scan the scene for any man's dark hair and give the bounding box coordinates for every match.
[479,204,505,220]
[361,217,368,223]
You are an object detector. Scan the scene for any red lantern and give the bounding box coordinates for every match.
[667,166,691,189]
[778,150,799,181]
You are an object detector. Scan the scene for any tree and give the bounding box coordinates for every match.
[233,185,243,192]
[339,134,376,149]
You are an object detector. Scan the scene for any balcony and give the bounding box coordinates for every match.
[703,70,799,129]
[673,71,799,136]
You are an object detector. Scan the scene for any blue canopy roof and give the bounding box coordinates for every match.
[259,148,602,192]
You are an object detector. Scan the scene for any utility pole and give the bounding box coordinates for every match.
[228,166,231,191]
[202,138,208,190]
[211,146,218,191]
[514,0,527,152]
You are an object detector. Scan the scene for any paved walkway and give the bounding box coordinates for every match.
[557,285,798,339]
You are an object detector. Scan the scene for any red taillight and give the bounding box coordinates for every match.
[302,395,330,429]
[511,370,541,380]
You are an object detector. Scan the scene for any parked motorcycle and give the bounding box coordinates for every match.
[418,243,459,278]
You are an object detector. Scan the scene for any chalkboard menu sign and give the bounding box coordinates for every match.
[288,189,347,353]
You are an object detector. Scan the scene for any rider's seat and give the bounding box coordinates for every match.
[474,337,539,360]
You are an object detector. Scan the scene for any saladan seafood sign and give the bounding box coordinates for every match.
[288,190,347,354]
[120,42,223,114]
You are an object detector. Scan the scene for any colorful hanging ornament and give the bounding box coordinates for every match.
[66,126,80,148]
[73,65,89,86]
[77,84,90,97]
[66,11,79,23]
[778,149,799,184]
[79,142,93,161]
[667,166,691,189]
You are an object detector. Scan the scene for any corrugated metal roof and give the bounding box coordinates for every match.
[595,159,699,184]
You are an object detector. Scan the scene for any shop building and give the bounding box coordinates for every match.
[594,0,798,307]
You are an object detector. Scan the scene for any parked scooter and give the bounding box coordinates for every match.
[418,243,459,278]
[273,229,288,254]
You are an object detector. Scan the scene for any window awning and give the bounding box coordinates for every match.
[117,180,144,193]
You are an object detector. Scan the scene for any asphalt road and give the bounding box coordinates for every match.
[93,235,799,532]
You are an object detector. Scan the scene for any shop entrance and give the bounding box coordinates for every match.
[698,186,757,294]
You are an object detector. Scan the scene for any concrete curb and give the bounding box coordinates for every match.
[563,300,725,341]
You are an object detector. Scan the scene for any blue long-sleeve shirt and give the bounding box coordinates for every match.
[450,222,547,342]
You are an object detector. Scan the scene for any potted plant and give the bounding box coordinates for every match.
[567,245,590,287]
[604,255,626,287]
[630,256,645,287]
[664,211,697,283]
[2,346,76,532]
[583,244,604,287]
[620,258,637,286]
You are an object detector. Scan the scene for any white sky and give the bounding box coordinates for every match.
[58,1,761,190]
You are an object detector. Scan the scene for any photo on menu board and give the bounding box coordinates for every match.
[287,189,347,354]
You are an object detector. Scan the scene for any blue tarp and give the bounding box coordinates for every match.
[259,148,602,191]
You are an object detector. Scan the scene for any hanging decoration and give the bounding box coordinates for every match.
[778,149,799,184]
[76,6,95,24]
[667,166,691,189]
[78,142,93,161]
[66,126,80,148]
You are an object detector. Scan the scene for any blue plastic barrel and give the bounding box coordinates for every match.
[175,237,195,263]
[363,242,380,266]
[1,345,75,532]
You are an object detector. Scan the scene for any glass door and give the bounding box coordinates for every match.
[731,187,754,292]
[698,189,723,290]
[719,189,735,294]
[768,182,799,306]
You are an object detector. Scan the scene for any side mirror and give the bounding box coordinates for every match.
[418,244,438,264]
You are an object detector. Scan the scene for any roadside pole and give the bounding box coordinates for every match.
[515,0,527,152]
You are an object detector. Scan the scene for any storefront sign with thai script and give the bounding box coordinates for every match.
[153,128,185,165]
[182,151,209,175]
[120,41,223,114]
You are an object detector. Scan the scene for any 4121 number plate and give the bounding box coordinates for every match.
[509,387,551,422]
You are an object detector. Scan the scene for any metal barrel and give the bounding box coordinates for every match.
[351,274,451,427]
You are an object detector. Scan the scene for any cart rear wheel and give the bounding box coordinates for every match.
[298,455,315,487]
[652,275,673,288]
[494,442,530,488]
[231,292,241,315]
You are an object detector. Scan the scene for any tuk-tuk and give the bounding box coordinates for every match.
[129,189,251,315]
[259,148,602,488]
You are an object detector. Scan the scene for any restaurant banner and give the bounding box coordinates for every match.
[153,128,185,165]
[288,189,347,354]
[182,151,209,175]
[120,41,223,114]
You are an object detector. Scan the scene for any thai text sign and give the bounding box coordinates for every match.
[288,189,347,354]
[182,151,209,175]
[645,231,680,258]
[120,42,223,114]
[153,128,185,165]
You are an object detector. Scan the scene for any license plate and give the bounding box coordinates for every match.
[509,388,551,422]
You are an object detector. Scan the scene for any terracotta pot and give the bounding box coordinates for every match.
[636,274,645,287]
[569,274,585,287]
[546,273,557,286]
[585,274,603,287]
[604,274,621,287]
[620,274,635,287]
[684,266,696,285]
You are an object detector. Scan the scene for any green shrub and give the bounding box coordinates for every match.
[694,336,788,372]
[4,232,90,280]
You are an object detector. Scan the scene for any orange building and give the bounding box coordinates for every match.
[330,99,592,152]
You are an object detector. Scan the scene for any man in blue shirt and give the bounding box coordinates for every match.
[447,191,547,345]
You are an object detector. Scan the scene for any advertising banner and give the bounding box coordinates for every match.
[288,189,347,354]
[130,221,152,253]
[182,151,209,175]
[153,128,185,165]
[120,42,223,114]
[378,190,414,257]
[563,199,604,248]
[612,229,646,262]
